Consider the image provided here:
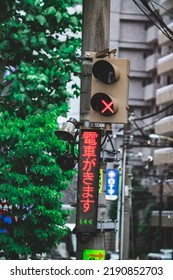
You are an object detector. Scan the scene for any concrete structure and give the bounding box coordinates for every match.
[110,0,156,167]
[151,0,173,243]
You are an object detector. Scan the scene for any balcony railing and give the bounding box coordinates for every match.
[156,84,173,105]
[158,22,173,45]
[154,115,173,135]
[144,83,157,101]
[153,147,173,165]
[145,53,159,72]
[157,53,173,75]
[146,25,158,43]
[151,210,173,227]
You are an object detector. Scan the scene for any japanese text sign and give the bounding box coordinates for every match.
[106,169,119,200]
[76,129,101,233]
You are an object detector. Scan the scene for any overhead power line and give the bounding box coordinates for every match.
[132,0,173,42]
[134,102,173,121]
[133,102,173,139]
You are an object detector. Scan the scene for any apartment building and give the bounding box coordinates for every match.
[110,0,173,252]
[110,0,156,168]
[153,0,173,165]
[149,0,173,247]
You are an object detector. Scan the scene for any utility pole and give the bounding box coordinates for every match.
[120,122,133,260]
[158,179,163,251]
[80,0,110,122]
[76,0,110,260]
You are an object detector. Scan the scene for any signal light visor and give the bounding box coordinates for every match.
[92,60,120,84]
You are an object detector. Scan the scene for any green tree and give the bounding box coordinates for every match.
[0,0,81,259]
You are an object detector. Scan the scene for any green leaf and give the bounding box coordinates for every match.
[26,14,35,21]
[30,36,38,45]
[36,84,45,91]
[36,15,46,25]
[38,35,47,45]
[46,6,57,15]
[71,16,78,26]
[55,11,62,22]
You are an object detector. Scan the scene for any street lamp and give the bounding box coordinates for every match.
[149,134,173,142]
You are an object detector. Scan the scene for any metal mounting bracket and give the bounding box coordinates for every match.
[85,48,117,59]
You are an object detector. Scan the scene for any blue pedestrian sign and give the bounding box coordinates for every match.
[106,169,119,200]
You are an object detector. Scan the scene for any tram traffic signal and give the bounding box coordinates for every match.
[90,57,130,124]
[56,152,77,171]
[55,118,78,171]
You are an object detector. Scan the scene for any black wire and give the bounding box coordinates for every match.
[101,134,116,152]
[132,102,173,139]
[132,115,163,135]
[149,0,173,38]
[132,0,173,42]
[133,118,150,140]
[150,0,173,16]
[134,102,173,121]
[108,134,116,152]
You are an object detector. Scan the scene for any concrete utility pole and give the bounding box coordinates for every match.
[76,0,110,260]
[80,0,110,122]
[158,179,163,251]
[120,123,133,259]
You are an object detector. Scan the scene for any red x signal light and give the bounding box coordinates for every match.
[90,57,130,124]
[101,98,114,115]
[56,152,77,171]
[90,93,118,117]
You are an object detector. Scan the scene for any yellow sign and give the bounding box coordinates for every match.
[99,169,103,193]
[83,249,105,260]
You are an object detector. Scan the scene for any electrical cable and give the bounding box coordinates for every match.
[131,103,173,139]
[133,115,163,133]
[101,134,116,152]
[139,0,173,39]
[134,102,173,121]
[133,118,150,140]
[132,0,173,42]
[151,0,173,16]
[132,115,164,140]
[149,0,173,39]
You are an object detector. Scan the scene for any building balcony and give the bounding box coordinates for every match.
[146,25,158,43]
[156,84,173,105]
[151,180,173,198]
[154,115,173,135]
[144,83,157,101]
[153,147,173,165]
[151,211,173,227]
[159,0,173,16]
[158,22,173,45]
[145,53,159,72]
[157,53,173,75]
